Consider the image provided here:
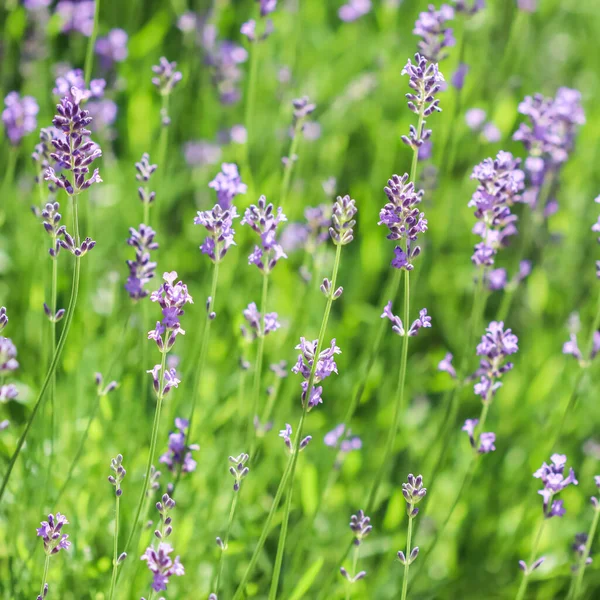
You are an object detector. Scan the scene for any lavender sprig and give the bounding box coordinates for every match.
[36,513,70,599]
[108,455,127,600]
[413,4,455,63]
[340,510,371,587]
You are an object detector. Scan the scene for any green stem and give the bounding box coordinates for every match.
[515,519,546,600]
[268,244,343,598]
[244,40,260,152]
[401,514,414,600]
[108,493,120,600]
[280,120,303,208]
[39,553,50,598]
[571,503,600,599]
[143,199,150,228]
[0,198,81,504]
[45,253,58,499]
[345,544,360,600]
[247,271,269,445]
[188,261,220,438]
[212,492,239,597]
[365,268,410,511]
[84,0,100,87]
[122,344,169,557]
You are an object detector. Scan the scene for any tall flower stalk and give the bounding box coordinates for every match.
[241,195,287,444]
[232,195,355,600]
[340,510,371,598]
[0,92,101,503]
[35,512,70,599]
[123,272,192,556]
[268,195,355,599]
[108,454,127,600]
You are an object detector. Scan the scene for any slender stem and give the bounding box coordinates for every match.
[0,198,81,504]
[188,261,220,438]
[232,457,293,600]
[46,253,58,498]
[515,519,546,600]
[345,544,360,600]
[122,344,169,556]
[365,268,410,511]
[84,0,100,87]
[244,40,260,152]
[401,514,414,600]
[143,200,150,228]
[213,492,239,597]
[268,244,343,598]
[280,121,302,208]
[247,271,269,445]
[108,493,120,600]
[39,553,50,598]
[571,504,600,599]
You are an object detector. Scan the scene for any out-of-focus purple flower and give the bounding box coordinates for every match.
[24,0,52,8]
[290,96,317,137]
[2,92,39,145]
[0,384,18,403]
[258,0,277,16]
[451,63,468,89]
[418,140,433,161]
[282,204,332,255]
[408,308,432,336]
[53,67,106,104]
[56,1,95,36]
[461,418,478,443]
[401,54,444,150]
[452,0,485,14]
[478,432,496,453]
[160,418,199,474]
[194,204,239,264]
[571,533,592,572]
[465,108,486,130]
[152,57,182,96]
[402,474,427,517]
[203,33,248,104]
[292,338,341,409]
[209,163,247,209]
[141,542,184,591]
[183,141,222,167]
[125,224,159,300]
[37,513,70,555]
[438,352,456,378]
[0,337,19,374]
[135,153,157,205]
[519,557,545,575]
[469,151,524,266]
[413,4,455,63]
[0,307,7,332]
[241,302,280,340]
[324,424,362,464]
[473,321,518,400]
[177,11,197,33]
[483,122,501,143]
[339,0,372,22]
[241,18,274,43]
[148,272,193,351]
[229,453,250,491]
[487,268,507,291]
[95,29,128,68]
[534,454,578,518]
[487,260,531,292]
[147,364,181,396]
[349,510,372,545]
[380,174,427,271]
[279,423,311,453]
[40,201,66,258]
[242,195,288,272]
[517,0,537,11]
[107,454,126,496]
[44,95,103,196]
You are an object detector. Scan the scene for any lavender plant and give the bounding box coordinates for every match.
[340,510,371,596]
[36,513,70,598]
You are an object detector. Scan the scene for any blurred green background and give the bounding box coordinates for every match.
[1,0,600,598]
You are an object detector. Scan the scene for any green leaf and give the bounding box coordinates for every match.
[288,558,324,600]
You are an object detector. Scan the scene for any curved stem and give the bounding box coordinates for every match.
[515,519,546,600]
[108,493,120,600]
[188,261,220,438]
[0,199,81,505]
[247,271,269,445]
[401,514,414,600]
[268,244,343,598]
[365,269,410,511]
[84,0,100,87]
[571,504,600,599]
[122,344,168,557]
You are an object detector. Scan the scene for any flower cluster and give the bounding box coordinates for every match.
[413,4,455,63]
[469,152,524,266]
[452,0,486,14]
[349,510,372,545]
[401,474,427,516]
[461,419,496,454]
[339,0,372,22]
[473,321,518,400]
[241,0,276,42]
[147,364,180,397]
[108,454,126,497]
[36,513,70,555]
[487,260,531,292]
[32,128,60,190]
[0,336,19,375]
[159,418,199,475]
[401,53,444,149]
[324,424,362,467]
[141,494,184,592]
[279,423,311,453]
[513,88,585,193]
[242,195,288,272]
[291,96,317,133]
[95,372,118,397]
[2,91,39,145]
[152,57,183,97]
[148,272,193,351]
[209,163,247,209]
[292,338,341,409]
[52,68,106,104]
[381,302,431,337]
[194,204,239,263]
[59,232,96,257]
[40,202,66,258]
[44,94,103,195]
[136,153,157,205]
[562,316,600,367]
[56,0,95,36]
[281,204,332,255]
[241,302,280,340]
[95,28,128,68]
[228,453,250,491]
[329,195,357,246]
[380,174,427,270]
[125,224,159,300]
[533,454,578,518]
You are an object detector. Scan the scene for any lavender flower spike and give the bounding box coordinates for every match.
[159,418,199,474]
[44,93,102,195]
[136,153,157,205]
[194,204,239,263]
[152,57,183,96]
[330,195,357,246]
[125,224,159,300]
[533,454,578,518]
[229,453,250,491]
[37,513,70,554]
[413,4,455,63]
[209,163,247,209]
[2,92,39,145]
[108,454,126,496]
